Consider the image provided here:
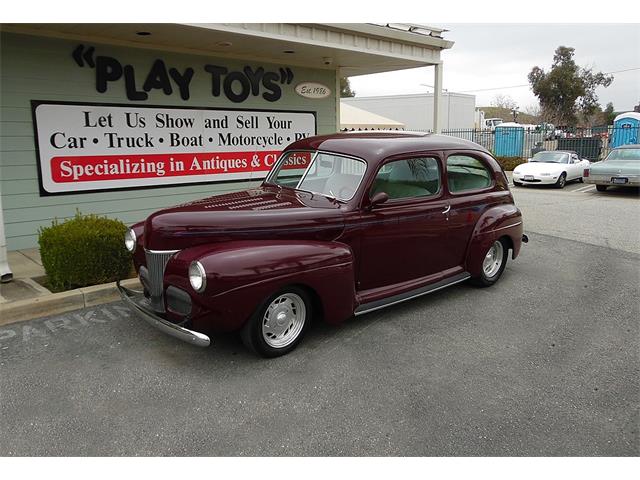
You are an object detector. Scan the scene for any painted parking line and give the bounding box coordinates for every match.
[574,184,596,193]
[511,184,596,194]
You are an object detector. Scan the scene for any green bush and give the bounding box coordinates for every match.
[494,156,527,171]
[38,212,132,292]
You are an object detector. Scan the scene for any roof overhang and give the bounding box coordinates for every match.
[0,23,453,76]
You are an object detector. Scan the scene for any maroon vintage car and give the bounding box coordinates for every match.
[118,132,526,357]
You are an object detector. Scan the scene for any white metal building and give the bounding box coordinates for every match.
[341,92,476,131]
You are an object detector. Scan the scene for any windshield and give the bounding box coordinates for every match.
[605,148,640,161]
[531,152,569,163]
[266,151,366,201]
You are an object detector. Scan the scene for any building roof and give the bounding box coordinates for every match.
[342,92,476,101]
[2,23,454,77]
[340,103,405,130]
[285,132,490,164]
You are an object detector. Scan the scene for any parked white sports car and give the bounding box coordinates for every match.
[512,151,590,188]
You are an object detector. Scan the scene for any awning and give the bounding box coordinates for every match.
[1,23,453,77]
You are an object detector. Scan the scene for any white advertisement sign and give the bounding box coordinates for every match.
[32,101,316,195]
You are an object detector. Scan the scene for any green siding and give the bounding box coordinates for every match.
[0,32,338,250]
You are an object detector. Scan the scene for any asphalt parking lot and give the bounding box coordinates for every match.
[1,186,638,456]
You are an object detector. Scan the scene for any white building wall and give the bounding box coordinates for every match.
[341,93,476,131]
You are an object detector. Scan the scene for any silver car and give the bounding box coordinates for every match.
[584,145,640,191]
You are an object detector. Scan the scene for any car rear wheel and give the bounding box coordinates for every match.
[470,238,509,288]
[241,287,311,357]
[596,184,608,192]
[555,173,567,189]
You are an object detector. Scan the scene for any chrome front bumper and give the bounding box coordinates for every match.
[117,281,211,347]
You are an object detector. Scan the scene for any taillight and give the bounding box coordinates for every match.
[583,168,590,177]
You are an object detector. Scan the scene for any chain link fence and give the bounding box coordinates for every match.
[432,126,638,161]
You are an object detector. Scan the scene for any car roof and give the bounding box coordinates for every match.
[285,131,491,164]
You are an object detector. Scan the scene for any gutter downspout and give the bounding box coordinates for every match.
[0,185,13,283]
[336,66,341,132]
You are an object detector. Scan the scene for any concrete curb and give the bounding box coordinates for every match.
[0,278,141,326]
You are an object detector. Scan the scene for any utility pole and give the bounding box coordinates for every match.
[511,108,519,123]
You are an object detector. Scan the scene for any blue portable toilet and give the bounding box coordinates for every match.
[494,122,525,157]
[611,112,640,148]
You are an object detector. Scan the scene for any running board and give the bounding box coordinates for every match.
[354,272,471,316]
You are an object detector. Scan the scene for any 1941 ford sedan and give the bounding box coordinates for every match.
[118,132,527,357]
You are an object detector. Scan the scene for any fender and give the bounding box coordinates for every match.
[464,204,524,277]
[164,240,356,332]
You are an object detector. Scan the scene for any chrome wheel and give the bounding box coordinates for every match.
[261,293,306,349]
[482,241,504,279]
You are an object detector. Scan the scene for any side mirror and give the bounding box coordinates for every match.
[369,191,389,208]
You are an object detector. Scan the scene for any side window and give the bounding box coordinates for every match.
[446,155,492,193]
[370,157,440,200]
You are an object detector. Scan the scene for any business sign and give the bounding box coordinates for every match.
[72,45,296,103]
[32,101,316,195]
[295,82,332,99]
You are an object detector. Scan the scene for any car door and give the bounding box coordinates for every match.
[568,153,581,180]
[444,152,497,269]
[357,155,450,292]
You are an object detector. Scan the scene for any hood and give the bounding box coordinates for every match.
[590,160,640,176]
[143,186,345,250]
[515,161,566,174]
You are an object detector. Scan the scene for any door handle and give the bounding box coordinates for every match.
[442,204,451,215]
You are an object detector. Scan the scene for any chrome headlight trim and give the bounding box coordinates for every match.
[189,261,207,293]
[124,228,137,252]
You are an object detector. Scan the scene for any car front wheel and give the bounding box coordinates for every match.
[555,173,567,189]
[241,287,311,357]
[471,238,509,287]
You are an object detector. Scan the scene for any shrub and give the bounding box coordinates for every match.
[38,212,132,292]
[494,156,527,171]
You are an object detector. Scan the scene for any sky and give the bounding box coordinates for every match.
[349,24,640,112]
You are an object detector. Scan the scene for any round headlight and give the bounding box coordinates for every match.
[124,228,137,252]
[189,261,206,293]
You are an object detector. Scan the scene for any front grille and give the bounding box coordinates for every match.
[144,249,179,311]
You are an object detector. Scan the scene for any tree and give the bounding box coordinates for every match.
[523,103,542,120]
[340,77,355,98]
[603,102,616,125]
[491,94,518,110]
[528,46,613,126]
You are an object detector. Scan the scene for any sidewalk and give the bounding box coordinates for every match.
[0,249,49,304]
[0,248,139,326]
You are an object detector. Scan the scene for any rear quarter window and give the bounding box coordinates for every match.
[446,155,492,193]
